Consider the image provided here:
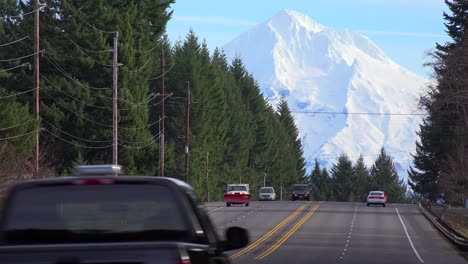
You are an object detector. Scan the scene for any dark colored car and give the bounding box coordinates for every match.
[0,165,249,264]
[291,184,310,201]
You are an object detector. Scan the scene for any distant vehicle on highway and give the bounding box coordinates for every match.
[0,165,249,264]
[291,184,310,201]
[224,184,251,206]
[367,191,388,207]
[259,187,276,201]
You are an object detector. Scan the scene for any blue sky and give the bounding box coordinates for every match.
[166,0,450,78]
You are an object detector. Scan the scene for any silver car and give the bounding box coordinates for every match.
[259,187,276,201]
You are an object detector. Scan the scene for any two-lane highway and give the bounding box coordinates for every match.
[206,201,466,264]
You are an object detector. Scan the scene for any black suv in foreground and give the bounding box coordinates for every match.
[291,184,310,201]
[0,165,249,264]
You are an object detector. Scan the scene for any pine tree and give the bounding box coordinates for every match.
[370,148,406,203]
[331,154,354,202]
[277,96,306,181]
[414,0,468,204]
[353,155,370,202]
[321,168,334,201]
[408,119,440,201]
[309,159,321,200]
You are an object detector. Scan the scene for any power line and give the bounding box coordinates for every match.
[43,128,113,149]
[43,117,160,145]
[119,132,161,145]
[137,42,162,54]
[42,90,114,128]
[0,50,45,62]
[42,89,164,131]
[43,56,162,107]
[0,88,36,100]
[0,63,31,72]
[62,0,116,34]
[0,7,40,20]
[316,150,414,161]
[0,129,39,141]
[41,74,112,110]
[41,119,113,143]
[0,36,29,47]
[43,12,113,54]
[147,63,175,80]
[122,57,152,73]
[119,116,165,131]
[290,110,428,116]
[119,134,161,149]
[0,119,36,131]
[43,55,111,91]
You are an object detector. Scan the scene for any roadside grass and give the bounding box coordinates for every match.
[431,207,468,238]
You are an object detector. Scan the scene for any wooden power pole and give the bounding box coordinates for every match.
[160,47,165,176]
[112,32,119,165]
[185,81,191,182]
[206,152,209,202]
[33,0,40,178]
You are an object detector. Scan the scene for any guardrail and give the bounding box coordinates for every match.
[419,202,468,250]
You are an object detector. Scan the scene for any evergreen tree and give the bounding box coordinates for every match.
[331,154,354,201]
[408,119,440,201]
[414,0,468,204]
[353,155,370,202]
[0,1,310,202]
[370,148,406,203]
[309,159,321,200]
[321,168,334,201]
[277,96,307,181]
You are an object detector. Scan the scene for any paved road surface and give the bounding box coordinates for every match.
[206,201,466,264]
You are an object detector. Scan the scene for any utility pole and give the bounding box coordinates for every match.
[33,0,40,178]
[185,81,191,182]
[112,32,119,165]
[205,152,210,202]
[160,47,165,176]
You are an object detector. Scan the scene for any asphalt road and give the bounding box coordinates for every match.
[205,201,466,264]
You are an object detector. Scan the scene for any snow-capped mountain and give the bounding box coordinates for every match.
[222,9,429,177]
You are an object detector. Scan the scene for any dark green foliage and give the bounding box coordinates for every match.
[309,159,332,201]
[411,0,468,204]
[0,1,308,199]
[330,154,354,202]
[352,155,370,202]
[277,97,307,182]
[408,119,440,201]
[370,148,407,203]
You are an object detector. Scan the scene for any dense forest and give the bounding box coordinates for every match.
[1,0,410,203]
[408,0,468,206]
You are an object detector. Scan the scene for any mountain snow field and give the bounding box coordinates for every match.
[222,9,430,178]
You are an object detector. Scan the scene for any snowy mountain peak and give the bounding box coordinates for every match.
[222,10,428,178]
[269,9,327,34]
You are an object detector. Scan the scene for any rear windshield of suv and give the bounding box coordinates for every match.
[2,183,191,244]
[292,185,308,191]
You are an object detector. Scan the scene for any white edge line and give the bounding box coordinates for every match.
[395,207,425,263]
[207,206,224,213]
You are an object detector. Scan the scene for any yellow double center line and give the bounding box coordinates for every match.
[255,204,321,259]
[231,203,309,259]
